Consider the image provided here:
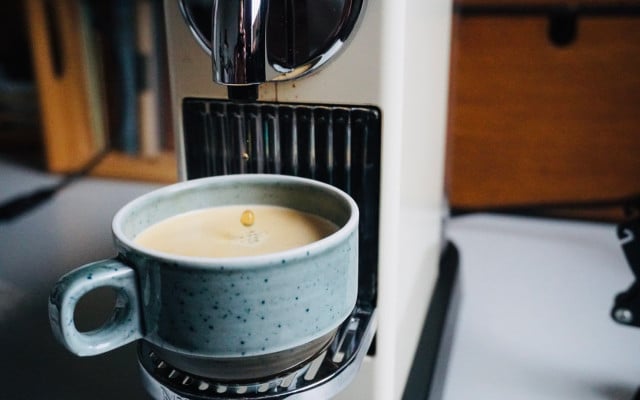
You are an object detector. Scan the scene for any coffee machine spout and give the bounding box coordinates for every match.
[212,0,273,85]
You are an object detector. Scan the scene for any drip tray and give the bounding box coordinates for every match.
[149,329,338,382]
[139,306,376,400]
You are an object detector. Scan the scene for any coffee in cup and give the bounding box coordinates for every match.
[134,205,339,258]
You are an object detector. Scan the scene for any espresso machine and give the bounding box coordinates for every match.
[143,0,457,398]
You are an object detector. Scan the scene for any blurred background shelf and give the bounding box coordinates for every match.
[20,0,175,183]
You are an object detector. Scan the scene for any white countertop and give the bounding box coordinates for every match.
[1,158,639,399]
[443,213,640,400]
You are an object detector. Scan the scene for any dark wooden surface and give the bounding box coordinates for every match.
[445,12,640,219]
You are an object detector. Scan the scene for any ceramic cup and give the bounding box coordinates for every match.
[48,174,358,380]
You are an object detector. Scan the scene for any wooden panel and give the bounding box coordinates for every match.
[91,151,177,183]
[446,15,640,210]
[25,0,101,173]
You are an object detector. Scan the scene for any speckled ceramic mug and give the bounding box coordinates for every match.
[48,174,358,379]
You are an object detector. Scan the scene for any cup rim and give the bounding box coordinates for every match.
[112,174,359,268]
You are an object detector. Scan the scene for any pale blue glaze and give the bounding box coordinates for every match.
[49,174,358,359]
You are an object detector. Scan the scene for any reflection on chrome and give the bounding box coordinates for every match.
[179,0,365,85]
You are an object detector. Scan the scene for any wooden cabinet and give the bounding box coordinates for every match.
[446,1,640,219]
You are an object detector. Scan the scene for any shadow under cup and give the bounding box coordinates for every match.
[52,174,359,381]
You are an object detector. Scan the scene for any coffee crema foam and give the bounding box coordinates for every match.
[134,205,338,258]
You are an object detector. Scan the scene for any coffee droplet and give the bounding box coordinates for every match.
[240,209,255,227]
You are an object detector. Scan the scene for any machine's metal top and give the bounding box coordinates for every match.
[178,0,366,85]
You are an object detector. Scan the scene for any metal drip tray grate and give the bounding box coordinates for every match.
[139,306,376,400]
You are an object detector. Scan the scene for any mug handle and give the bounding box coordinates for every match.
[48,259,143,356]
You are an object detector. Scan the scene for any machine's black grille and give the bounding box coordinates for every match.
[182,99,381,307]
